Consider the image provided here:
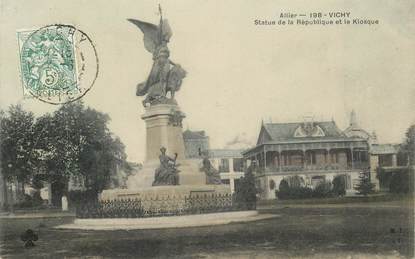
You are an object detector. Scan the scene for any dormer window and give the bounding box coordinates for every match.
[294,123,325,137]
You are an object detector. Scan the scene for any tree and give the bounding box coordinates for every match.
[1,102,130,207]
[234,162,257,209]
[313,180,333,198]
[0,105,36,198]
[39,101,129,200]
[276,179,290,199]
[401,124,415,166]
[389,169,410,194]
[355,171,375,196]
[332,175,346,196]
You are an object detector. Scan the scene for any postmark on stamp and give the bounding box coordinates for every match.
[17,24,99,104]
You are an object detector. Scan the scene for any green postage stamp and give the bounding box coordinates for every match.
[17,24,98,104]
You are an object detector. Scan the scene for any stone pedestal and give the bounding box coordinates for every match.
[126,103,205,188]
[100,103,232,215]
[142,104,186,162]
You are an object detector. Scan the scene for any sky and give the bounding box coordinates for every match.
[1,0,414,163]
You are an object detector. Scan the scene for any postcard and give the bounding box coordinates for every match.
[0,1,414,258]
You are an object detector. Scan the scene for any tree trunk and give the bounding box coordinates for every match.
[1,175,8,210]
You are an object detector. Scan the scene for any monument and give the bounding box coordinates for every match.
[100,7,231,209]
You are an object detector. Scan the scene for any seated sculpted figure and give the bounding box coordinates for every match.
[152,147,180,186]
[200,151,222,185]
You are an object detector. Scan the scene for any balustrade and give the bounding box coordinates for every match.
[76,192,255,218]
[264,162,368,173]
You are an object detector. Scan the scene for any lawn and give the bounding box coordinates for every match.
[258,193,413,206]
[0,199,413,258]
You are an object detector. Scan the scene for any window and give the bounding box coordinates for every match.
[360,151,368,162]
[233,158,244,172]
[379,154,393,167]
[269,179,276,190]
[221,179,230,185]
[219,159,230,172]
[353,150,368,162]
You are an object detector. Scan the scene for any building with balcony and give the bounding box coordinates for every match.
[242,117,370,199]
[369,144,410,190]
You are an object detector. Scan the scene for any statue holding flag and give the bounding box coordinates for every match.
[128,6,187,107]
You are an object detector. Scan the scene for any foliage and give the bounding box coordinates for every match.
[42,102,129,195]
[0,105,36,184]
[276,179,289,199]
[376,167,411,193]
[0,102,130,203]
[68,189,100,208]
[376,167,392,189]
[355,171,375,196]
[313,181,334,198]
[276,176,348,200]
[276,179,314,200]
[389,169,411,194]
[332,175,346,196]
[401,124,415,165]
[14,193,44,209]
[234,163,257,210]
[286,175,305,188]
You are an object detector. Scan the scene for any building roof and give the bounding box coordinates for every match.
[344,126,371,139]
[183,130,208,140]
[343,110,376,142]
[261,121,345,142]
[370,144,400,155]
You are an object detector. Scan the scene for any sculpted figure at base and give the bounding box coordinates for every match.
[128,6,186,107]
[152,147,180,186]
[200,151,222,185]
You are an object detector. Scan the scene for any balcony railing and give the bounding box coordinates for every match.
[264,162,369,173]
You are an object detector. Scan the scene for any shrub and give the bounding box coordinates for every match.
[68,189,99,208]
[292,186,314,199]
[332,175,346,196]
[286,175,304,188]
[276,179,313,200]
[234,168,257,210]
[355,172,375,196]
[313,181,333,198]
[277,179,290,199]
[277,178,339,200]
[376,167,392,189]
[389,170,410,193]
[276,186,313,200]
[15,193,43,208]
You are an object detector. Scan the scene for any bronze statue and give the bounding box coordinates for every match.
[128,6,186,107]
[152,147,180,186]
[200,151,222,185]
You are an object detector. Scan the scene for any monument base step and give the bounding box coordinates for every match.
[55,211,279,230]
